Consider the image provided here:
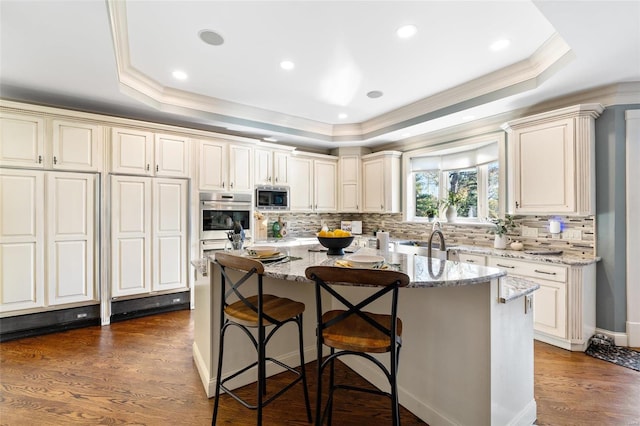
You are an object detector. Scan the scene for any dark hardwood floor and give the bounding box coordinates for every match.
[1,310,638,425]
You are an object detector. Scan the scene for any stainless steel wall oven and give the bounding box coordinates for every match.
[200,192,252,253]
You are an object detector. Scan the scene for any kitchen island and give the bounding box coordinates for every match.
[193,245,538,425]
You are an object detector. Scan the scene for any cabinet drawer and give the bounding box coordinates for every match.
[488,257,567,282]
[457,253,486,266]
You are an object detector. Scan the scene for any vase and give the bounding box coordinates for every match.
[445,206,457,222]
[494,234,508,249]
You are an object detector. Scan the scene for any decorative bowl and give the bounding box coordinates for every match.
[317,236,354,255]
[346,254,385,268]
[246,246,278,257]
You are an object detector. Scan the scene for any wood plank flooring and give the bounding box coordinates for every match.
[1,310,639,425]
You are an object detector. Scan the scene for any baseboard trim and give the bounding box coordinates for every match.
[594,327,629,347]
[626,321,640,347]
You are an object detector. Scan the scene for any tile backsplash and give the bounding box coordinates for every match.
[260,212,596,257]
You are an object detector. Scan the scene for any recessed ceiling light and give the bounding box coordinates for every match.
[172,70,188,80]
[338,113,348,120]
[199,30,224,46]
[263,137,278,142]
[367,90,384,99]
[490,39,511,51]
[396,24,417,39]
[280,60,295,70]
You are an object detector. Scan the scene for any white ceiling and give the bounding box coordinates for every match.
[1,0,639,151]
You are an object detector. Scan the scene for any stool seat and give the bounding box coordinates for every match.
[225,295,306,327]
[322,310,402,353]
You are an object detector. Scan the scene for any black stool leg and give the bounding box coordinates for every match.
[212,321,228,425]
[297,314,313,422]
[257,322,265,425]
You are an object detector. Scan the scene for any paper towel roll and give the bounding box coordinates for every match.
[377,231,390,254]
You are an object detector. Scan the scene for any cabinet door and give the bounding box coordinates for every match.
[52,120,101,171]
[0,113,45,168]
[47,172,96,305]
[154,134,189,177]
[229,144,252,191]
[314,160,337,212]
[254,148,272,185]
[289,156,313,212]
[339,155,360,212]
[362,159,384,212]
[152,179,188,292]
[273,151,289,185]
[111,128,154,175]
[199,140,227,190]
[513,119,575,213]
[111,176,152,297]
[0,170,45,312]
[533,279,567,339]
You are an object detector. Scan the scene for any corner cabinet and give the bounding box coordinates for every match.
[288,153,338,212]
[362,151,401,213]
[488,256,596,351]
[110,176,188,298]
[502,104,603,215]
[111,128,189,178]
[1,169,97,313]
[198,139,252,191]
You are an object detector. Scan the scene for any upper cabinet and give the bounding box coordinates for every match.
[502,104,603,215]
[288,153,338,212]
[254,146,293,186]
[0,113,102,171]
[338,154,361,212]
[198,139,252,191]
[111,128,189,178]
[362,151,401,213]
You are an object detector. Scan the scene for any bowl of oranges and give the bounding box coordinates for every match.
[317,229,354,255]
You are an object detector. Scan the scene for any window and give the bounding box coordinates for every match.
[403,133,505,222]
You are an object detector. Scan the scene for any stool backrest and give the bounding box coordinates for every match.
[305,266,410,347]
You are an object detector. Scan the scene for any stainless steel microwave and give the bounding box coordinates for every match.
[255,185,289,210]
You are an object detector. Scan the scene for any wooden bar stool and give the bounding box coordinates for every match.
[305,266,410,426]
[212,252,312,425]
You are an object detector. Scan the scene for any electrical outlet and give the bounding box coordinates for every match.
[563,229,582,240]
[522,226,538,238]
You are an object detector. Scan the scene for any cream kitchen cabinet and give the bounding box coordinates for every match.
[288,154,337,212]
[502,104,603,215]
[0,113,102,171]
[0,169,97,313]
[338,154,361,212]
[111,128,189,178]
[198,139,252,191]
[456,252,487,266]
[488,256,595,351]
[110,175,188,298]
[362,151,401,213]
[254,147,292,186]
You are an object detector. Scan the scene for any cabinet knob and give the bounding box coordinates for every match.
[38,155,43,164]
[230,182,234,189]
[275,177,278,183]
[222,182,225,188]
[146,164,150,171]
[156,165,159,172]
[515,201,520,208]
[53,156,57,165]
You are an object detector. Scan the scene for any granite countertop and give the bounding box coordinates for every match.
[450,244,600,266]
[205,245,507,290]
[499,276,540,303]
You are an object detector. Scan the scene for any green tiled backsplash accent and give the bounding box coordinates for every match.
[261,212,596,257]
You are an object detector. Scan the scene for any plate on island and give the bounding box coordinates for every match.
[245,246,279,257]
[345,254,385,268]
[244,252,286,262]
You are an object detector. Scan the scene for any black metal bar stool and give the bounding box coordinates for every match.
[212,252,312,425]
[305,266,410,426]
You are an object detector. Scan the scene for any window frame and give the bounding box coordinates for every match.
[403,132,507,224]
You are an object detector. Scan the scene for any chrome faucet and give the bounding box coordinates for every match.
[428,229,446,259]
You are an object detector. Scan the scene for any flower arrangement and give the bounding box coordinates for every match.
[487,215,515,237]
[439,189,466,209]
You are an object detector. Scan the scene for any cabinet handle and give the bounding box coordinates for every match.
[156,165,159,172]
[275,177,278,183]
[534,269,557,276]
[267,176,271,182]
[38,155,43,164]
[146,164,150,171]
[222,182,225,188]
[515,201,520,208]
[496,263,515,269]
[53,156,57,165]
[381,204,384,211]
[466,259,476,263]
[230,182,234,189]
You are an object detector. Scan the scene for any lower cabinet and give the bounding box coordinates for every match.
[0,169,97,314]
[110,175,188,298]
[488,256,595,351]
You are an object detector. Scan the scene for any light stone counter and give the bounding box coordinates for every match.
[450,244,600,266]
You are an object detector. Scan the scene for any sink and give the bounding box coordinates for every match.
[393,240,447,260]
